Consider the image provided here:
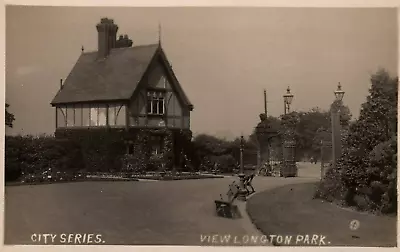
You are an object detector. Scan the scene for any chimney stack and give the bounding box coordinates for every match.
[96,18,118,59]
[115,34,133,48]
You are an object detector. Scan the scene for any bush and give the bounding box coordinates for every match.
[368,136,397,213]
[5,136,23,182]
[315,69,398,214]
[148,154,165,171]
[77,131,126,172]
[210,154,237,173]
[5,135,85,182]
[315,164,346,203]
[353,194,374,211]
[121,154,146,174]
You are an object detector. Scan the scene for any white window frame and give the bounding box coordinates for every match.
[147,91,165,115]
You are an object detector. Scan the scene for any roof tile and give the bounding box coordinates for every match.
[51,44,159,104]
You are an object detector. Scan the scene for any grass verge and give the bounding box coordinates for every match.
[246,182,397,247]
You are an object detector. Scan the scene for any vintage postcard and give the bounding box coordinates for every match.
[3,4,398,249]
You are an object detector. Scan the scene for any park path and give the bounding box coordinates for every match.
[5,163,320,246]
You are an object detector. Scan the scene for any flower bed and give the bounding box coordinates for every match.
[6,171,139,186]
[133,174,224,181]
[5,171,223,186]
[129,171,224,180]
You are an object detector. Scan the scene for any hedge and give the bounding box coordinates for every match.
[5,128,196,182]
[5,135,85,182]
[76,131,126,172]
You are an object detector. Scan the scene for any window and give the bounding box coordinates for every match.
[82,106,90,126]
[147,91,165,115]
[150,135,163,155]
[98,106,107,126]
[160,76,167,88]
[90,107,99,126]
[89,105,107,126]
[66,106,75,127]
[108,104,126,126]
[75,105,83,126]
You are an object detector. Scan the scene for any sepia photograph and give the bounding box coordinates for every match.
[4,5,398,247]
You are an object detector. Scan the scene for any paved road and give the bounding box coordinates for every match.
[5,163,320,246]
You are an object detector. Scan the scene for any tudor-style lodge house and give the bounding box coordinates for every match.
[51,18,194,170]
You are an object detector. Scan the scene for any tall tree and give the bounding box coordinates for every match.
[5,103,15,128]
[317,69,398,213]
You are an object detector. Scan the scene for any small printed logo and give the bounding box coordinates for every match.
[349,220,360,231]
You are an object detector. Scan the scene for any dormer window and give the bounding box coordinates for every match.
[147,91,165,115]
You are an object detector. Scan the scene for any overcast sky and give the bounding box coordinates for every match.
[5,6,397,139]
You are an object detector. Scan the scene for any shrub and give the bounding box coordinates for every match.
[367,136,397,213]
[315,164,346,203]
[5,136,23,181]
[121,154,145,174]
[210,154,237,173]
[315,69,398,214]
[77,131,126,172]
[353,194,374,212]
[5,135,85,182]
[148,153,165,171]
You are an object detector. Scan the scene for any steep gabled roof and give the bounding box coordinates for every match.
[51,44,158,105]
[158,48,194,111]
[51,43,193,109]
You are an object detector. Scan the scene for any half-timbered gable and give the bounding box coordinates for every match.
[128,51,191,130]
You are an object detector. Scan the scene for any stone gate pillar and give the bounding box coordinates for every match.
[320,140,332,180]
[282,129,297,177]
[256,114,278,172]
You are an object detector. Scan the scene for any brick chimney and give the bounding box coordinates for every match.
[96,18,118,59]
[115,34,133,48]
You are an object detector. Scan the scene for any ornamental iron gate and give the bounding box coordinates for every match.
[255,113,298,177]
[263,137,283,177]
[257,132,297,177]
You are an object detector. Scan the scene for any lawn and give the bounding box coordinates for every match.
[246,182,397,247]
[5,175,320,246]
[4,178,257,245]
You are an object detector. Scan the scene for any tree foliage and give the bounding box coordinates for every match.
[192,134,233,172]
[192,133,258,173]
[5,103,15,128]
[255,104,351,160]
[316,69,398,214]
